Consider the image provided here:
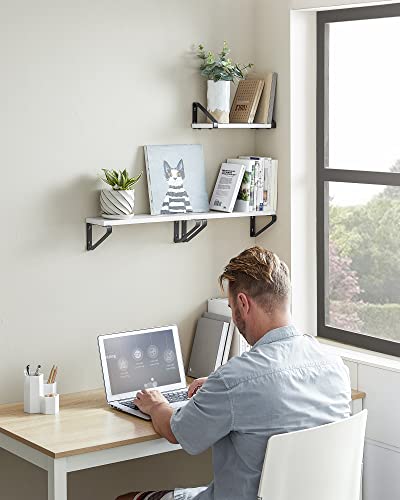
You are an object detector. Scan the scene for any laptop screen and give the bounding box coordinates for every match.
[101,327,182,397]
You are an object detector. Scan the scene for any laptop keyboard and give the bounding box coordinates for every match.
[120,390,189,410]
[163,390,189,403]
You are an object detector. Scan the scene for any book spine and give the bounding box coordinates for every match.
[215,322,229,370]
[249,165,255,212]
[272,159,278,212]
[258,161,265,211]
[263,158,272,211]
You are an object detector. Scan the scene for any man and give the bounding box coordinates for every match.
[117,246,351,500]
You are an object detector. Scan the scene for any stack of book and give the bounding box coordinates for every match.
[187,298,250,379]
[209,156,278,214]
[230,72,277,125]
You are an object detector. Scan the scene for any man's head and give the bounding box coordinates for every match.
[219,246,291,345]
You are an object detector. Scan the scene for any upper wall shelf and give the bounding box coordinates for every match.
[86,212,277,250]
[191,102,276,130]
[192,123,273,130]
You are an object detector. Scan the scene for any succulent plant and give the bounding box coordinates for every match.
[101,169,142,190]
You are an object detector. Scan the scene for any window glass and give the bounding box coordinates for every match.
[327,182,400,342]
[328,17,400,172]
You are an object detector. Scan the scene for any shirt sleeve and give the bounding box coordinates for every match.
[170,371,233,455]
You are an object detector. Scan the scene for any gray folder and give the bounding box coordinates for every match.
[188,316,229,378]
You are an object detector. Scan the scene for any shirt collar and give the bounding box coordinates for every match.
[251,325,302,349]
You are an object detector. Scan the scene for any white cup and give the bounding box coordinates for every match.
[43,382,57,396]
[24,374,44,414]
[40,394,59,415]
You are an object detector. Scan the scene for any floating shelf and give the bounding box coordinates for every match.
[192,123,273,129]
[86,212,277,250]
[191,102,276,130]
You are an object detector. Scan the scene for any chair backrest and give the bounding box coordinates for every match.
[257,410,368,500]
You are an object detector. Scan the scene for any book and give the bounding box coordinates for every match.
[209,163,245,212]
[144,144,209,216]
[253,72,277,125]
[202,312,234,366]
[187,316,230,378]
[233,165,252,212]
[226,158,259,211]
[239,156,278,213]
[207,297,251,358]
[230,79,265,123]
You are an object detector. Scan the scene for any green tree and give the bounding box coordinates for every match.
[330,191,400,304]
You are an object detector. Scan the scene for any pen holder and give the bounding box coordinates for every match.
[24,374,44,414]
[40,394,59,415]
[43,382,57,396]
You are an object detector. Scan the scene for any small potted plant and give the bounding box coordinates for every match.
[100,168,142,219]
[196,41,253,123]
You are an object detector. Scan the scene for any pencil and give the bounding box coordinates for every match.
[47,365,55,384]
[50,366,58,384]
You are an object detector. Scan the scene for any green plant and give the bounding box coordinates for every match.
[101,169,142,190]
[197,41,253,82]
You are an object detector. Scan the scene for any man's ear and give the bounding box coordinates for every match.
[237,292,250,314]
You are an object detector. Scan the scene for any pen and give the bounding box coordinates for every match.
[26,365,30,376]
[34,365,41,376]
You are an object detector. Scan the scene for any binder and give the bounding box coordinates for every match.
[187,316,229,378]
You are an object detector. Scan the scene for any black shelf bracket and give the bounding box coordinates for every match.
[192,102,218,128]
[250,214,277,238]
[86,223,113,251]
[174,219,208,243]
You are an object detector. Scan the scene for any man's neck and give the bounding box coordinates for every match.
[249,313,292,345]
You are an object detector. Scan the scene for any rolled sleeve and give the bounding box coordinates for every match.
[170,372,233,455]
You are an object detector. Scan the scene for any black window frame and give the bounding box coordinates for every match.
[317,4,400,356]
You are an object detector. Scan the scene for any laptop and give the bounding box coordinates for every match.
[98,325,190,420]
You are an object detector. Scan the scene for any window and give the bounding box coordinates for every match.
[317,5,400,356]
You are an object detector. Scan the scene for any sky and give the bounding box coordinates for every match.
[328,16,400,206]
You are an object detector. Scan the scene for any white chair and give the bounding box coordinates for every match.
[257,410,368,500]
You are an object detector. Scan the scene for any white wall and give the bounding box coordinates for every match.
[0,1,257,497]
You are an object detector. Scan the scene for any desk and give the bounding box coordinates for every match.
[0,388,366,500]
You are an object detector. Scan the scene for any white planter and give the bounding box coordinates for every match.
[207,80,230,123]
[100,189,135,219]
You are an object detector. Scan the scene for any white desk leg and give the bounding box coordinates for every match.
[48,457,67,500]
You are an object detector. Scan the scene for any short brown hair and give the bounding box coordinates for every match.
[219,246,291,311]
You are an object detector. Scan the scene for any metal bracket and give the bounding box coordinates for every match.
[250,214,277,237]
[192,102,218,128]
[174,219,208,243]
[86,223,113,251]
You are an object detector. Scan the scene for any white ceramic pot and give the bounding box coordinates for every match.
[100,189,135,219]
[207,80,230,123]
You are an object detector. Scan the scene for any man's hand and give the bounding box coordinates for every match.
[134,389,177,444]
[134,389,169,416]
[188,377,208,398]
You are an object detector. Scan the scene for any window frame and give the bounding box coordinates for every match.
[316,4,400,356]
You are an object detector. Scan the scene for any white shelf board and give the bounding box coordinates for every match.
[86,211,275,227]
[192,123,273,129]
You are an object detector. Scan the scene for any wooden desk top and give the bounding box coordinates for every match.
[0,388,366,459]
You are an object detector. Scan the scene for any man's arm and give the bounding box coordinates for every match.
[134,389,178,444]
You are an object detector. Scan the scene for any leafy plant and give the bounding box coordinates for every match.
[101,169,142,191]
[197,41,253,82]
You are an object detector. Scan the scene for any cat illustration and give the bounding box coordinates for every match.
[161,159,193,214]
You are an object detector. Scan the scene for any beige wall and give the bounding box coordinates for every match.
[0,0,255,497]
[0,0,257,404]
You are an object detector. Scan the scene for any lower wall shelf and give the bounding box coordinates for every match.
[85,212,277,250]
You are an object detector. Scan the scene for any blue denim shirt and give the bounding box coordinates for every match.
[171,326,351,500]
